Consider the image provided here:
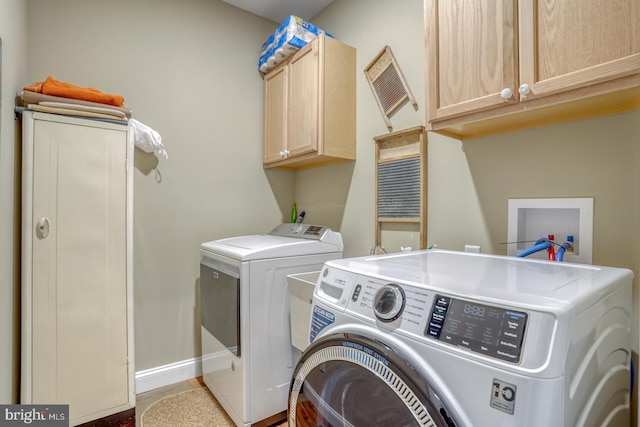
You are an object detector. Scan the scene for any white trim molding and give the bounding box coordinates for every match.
[135,356,203,394]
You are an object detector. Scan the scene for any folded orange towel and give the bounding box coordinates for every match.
[23,76,125,107]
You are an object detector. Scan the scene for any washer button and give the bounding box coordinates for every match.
[351,284,362,301]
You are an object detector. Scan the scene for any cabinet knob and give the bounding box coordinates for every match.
[518,83,531,96]
[284,150,290,157]
[500,88,513,100]
[279,150,286,158]
[36,217,50,239]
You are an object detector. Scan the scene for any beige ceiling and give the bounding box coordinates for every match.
[221,0,334,23]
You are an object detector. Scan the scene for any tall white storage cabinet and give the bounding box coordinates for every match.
[21,111,135,426]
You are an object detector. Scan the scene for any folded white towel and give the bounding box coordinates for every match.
[129,118,168,159]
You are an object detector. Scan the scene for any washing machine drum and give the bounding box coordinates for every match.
[288,333,458,427]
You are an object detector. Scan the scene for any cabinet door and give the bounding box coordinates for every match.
[519,0,640,99]
[29,118,130,423]
[425,0,518,122]
[288,40,320,157]
[264,65,288,164]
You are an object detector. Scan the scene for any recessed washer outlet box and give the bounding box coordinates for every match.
[507,198,593,264]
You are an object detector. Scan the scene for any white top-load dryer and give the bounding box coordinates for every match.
[289,250,633,427]
[200,223,343,427]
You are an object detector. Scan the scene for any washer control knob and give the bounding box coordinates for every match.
[373,284,405,322]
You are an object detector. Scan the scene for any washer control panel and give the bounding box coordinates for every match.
[315,261,557,370]
[373,284,406,322]
[426,295,528,363]
[321,273,437,337]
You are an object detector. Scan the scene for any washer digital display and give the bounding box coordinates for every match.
[426,295,527,363]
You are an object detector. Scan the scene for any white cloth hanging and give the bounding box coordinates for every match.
[129,118,168,159]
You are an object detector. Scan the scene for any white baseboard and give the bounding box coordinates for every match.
[135,357,203,394]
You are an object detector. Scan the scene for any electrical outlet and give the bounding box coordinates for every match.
[465,245,481,253]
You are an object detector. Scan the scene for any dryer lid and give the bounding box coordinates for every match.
[201,224,343,261]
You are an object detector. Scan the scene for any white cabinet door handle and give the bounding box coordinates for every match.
[279,150,285,158]
[500,88,513,100]
[518,83,531,96]
[36,217,50,238]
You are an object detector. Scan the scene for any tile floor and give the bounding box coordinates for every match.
[135,378,288,426]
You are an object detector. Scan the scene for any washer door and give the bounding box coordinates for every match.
[288,333,458,427]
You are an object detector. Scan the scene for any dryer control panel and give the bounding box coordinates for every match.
[269,223,329,240]
[426,295,528,363]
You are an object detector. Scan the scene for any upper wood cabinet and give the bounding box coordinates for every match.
[264,34,356,169]
[425,0,640,139]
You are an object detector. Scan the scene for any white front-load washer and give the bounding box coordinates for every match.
[289,250,633,427]
[200,223,343,427]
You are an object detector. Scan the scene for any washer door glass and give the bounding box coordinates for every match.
[289,334,457,427]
